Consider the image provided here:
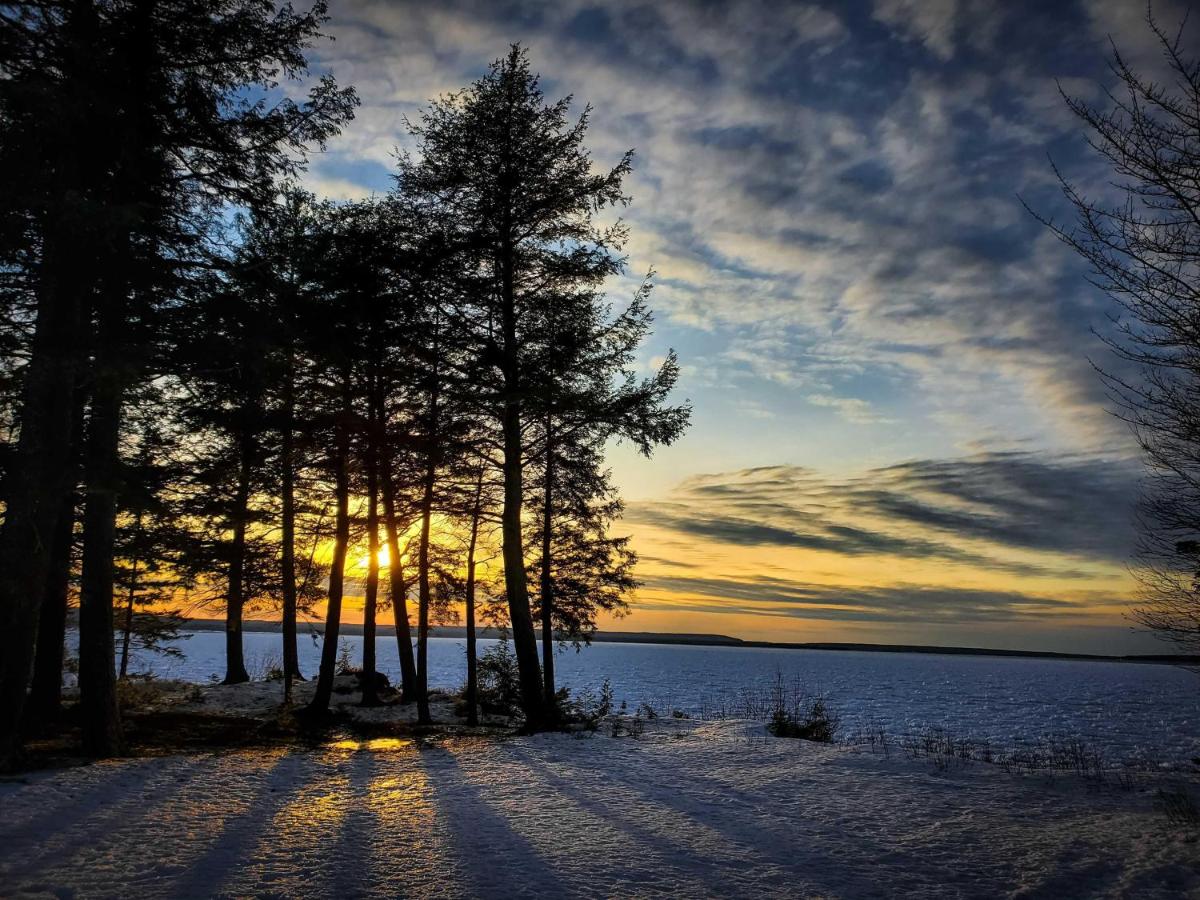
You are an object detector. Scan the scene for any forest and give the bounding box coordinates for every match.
[0,0,690,769]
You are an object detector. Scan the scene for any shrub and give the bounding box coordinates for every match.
[247,649,284,682]
[557,678,615,730]
[598,679,614,719]
[767,698,839,743]
[477,641,522,716]
[116,675,164,709]
[1155,784,1200,828]
[334,640,359,676]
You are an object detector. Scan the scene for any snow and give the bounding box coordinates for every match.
[1,718,1197,898]
[118,674,511,729]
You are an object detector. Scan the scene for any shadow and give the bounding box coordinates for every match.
[420,743,570,898]
[198,747,368,899]
[533,738,903,897]
[169,749,304,898]
[1,752,239,882]
[323,747,380,898]
[503,743,702,849]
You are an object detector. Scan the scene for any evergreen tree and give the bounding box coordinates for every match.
[399,46,635,726]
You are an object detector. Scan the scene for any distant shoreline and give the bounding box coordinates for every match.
[175,618,1199,665]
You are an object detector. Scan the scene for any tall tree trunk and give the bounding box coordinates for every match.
[306,379,352,714]
[26,490,77,722]
[223,419,255,685]
[361,435,380,706]
[539,422,556,709]
[377,384,417,700]
[415,332,442,727]
[382,476,417,700]
[498,239,545,727]
[78,336,125,758]
[280,348,301,701]
[0,0,94,771]
[415,459,435,726]
[118,510,143,679]
[464,467,485,727]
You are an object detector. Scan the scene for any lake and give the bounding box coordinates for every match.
[117,630,1200,764]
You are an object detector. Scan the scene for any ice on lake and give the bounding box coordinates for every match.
[116,630,1200,763]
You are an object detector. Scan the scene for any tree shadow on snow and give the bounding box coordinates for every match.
[420,743,571,898]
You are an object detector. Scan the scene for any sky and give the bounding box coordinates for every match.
[298,0,1197,654]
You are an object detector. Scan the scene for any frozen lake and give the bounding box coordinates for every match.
[117,630,1200,763]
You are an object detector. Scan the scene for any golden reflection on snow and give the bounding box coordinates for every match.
[329,737,414,752]
[273,768,350,831]
[365,767,435,830]
[165,749,291,841]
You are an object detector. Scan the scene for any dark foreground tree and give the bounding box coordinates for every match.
[0,0,103,769]
[0,0,354,765]
[527,278,688,709]
[1039,12,1200,651]
[400,46,637,727]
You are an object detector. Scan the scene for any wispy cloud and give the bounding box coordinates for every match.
[629,452,1139,570]
[308,0,1200,457]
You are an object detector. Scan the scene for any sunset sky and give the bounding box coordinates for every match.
[297,0,1198,654]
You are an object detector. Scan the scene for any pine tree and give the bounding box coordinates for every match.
[399,46,634,727]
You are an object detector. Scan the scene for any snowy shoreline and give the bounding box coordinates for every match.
[2,710,1198,898]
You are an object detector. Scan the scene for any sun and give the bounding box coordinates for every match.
[357,547,391,572]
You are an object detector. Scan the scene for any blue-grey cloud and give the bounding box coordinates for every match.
[639,573,1085,624]
[627,451,1139,571]
[308,0,1192,456]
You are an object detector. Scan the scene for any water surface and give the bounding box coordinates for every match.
[112,630,1200,762]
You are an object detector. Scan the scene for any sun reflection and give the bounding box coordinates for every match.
[365,763,438,841]
[329,737,413,752]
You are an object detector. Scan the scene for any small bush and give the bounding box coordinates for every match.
[1155,784,1200,828]
[767,698,839,742]
[335,640,358,676]
[116,675,164,709]
[557,678,615,731]
[478,641,522,716]
[248,649,284,682]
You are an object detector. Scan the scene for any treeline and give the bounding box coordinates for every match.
[0,2,688,768]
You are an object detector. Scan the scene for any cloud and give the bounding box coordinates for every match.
[805,393,892,425]
[872,0,960,61]
[627,450,1139,573]
[638,572,1087,623]
[309,0,1172,460]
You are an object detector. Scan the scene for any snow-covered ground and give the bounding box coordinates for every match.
[1,719,1196,898]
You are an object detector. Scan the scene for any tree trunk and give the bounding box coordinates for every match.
[381,466,417,699]
[377,378,417,700]
[540,422,556,709]
[223,420,255,685]
[464,467,485,727]
[415,458,435,726]
[26,490,77,722]
[118,510,142,679]
[498,239,545,728]
[306,380,352,714]
[280,348,301,701]
[78,340,125,758]
[360,434,380,706]
[0,0,94,771]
